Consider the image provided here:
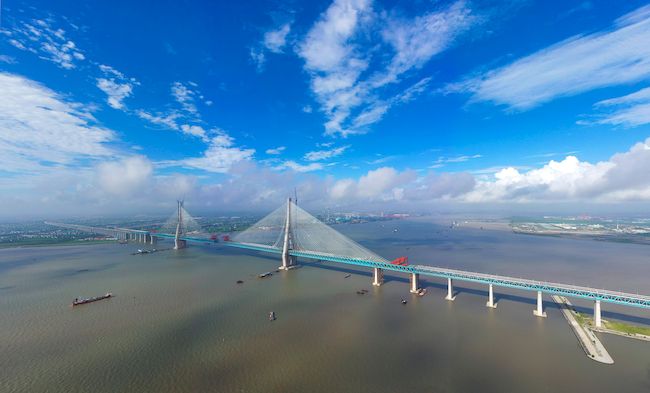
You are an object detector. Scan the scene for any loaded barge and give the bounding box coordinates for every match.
[71,292,113,307]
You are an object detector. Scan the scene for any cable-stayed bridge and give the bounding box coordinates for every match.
[46,198,650,329]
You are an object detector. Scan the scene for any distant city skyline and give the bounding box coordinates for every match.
[1,0,650,218]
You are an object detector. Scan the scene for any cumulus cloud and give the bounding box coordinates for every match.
[330,167,416,200]
[97,156,153,196]
[174,132,255,173]
[457,5,650,110]
[5,138,650,219]
[0,72,115,173]
[464,138,650,202]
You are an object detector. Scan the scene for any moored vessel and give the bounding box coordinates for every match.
[71,292,112,307]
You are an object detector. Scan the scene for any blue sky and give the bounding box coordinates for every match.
[1,0,650,217]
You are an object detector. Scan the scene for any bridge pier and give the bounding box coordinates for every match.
[486,284,497,308]
[594,300,602,328]
[409,273,420,293]
[533,291,546,317]
[150,235,156,245]
[445,278,456,301]
[174,239,187,250]
[372,268,384,286]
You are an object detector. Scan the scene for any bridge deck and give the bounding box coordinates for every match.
[224,242,650,310]
[42,221,650,310]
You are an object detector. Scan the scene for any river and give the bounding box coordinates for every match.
[1,217,650,392]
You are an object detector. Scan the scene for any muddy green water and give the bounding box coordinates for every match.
[2,218,650,392]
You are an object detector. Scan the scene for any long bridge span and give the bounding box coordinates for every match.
[47,198,650,329]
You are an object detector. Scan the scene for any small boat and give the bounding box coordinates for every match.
[258,272,272,278]
[401,299,408,304]
[71,292,112,307]
[417,288,427,297]
[236,280,244,284]
[269,311,276,321]
[344,274,351,278]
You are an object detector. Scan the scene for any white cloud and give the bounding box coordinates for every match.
[171,81,200,114]
[180,124,209,141]
[0,55,16,64]
[374,1,474,87]
[304,145,349,161]
[97,78,133,109]
[266,146,286,155]
[298,0,472,137]
[302,105,313,113]
[250,47,266,71]
[463,138,650,202]
[430,154,482,168]
[591,87,650,127]
[5,138,650,218]
[251,22,293,71]
[330,167,416,200]
[175,132,255,173]
[7,19,85,69]
[97,156,153,196]
[0,72,115,173]
[136,110,181,129]
[458,5,650,109]
[264,23,291,53]
[96,65,138,110]
[275,161,325,172]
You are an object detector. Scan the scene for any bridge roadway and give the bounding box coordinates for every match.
[41,222,650,310]
[224,241,650,310]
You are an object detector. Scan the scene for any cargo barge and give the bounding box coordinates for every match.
[71,292,113,307]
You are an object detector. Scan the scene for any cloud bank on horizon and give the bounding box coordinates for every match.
[1,0,650,217]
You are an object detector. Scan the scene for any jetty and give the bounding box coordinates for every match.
[552,295,613,364]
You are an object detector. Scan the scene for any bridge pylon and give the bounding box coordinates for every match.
[279,198,297,270]
[174,200,187,250]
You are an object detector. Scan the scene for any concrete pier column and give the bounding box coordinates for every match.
[594,300,602,328]
[533,291,547,317]
[445,278,456,301]
[150,235,156,245]
[486,284,497,308]
[409,273,420,293]
[174,238,187,250]
[372,267,384,286]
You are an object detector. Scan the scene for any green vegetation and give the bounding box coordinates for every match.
[573,310,650,337]
[573,311,592,327]
[603,320,650,336]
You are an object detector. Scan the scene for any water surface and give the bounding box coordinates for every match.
[2,218,650,392]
